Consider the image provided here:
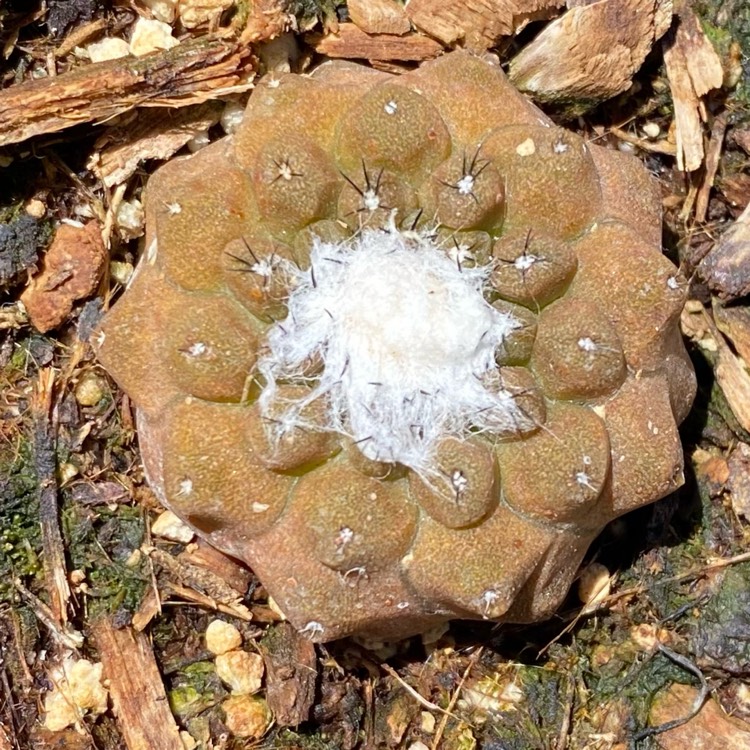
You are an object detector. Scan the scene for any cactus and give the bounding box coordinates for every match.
[96,51,696,642]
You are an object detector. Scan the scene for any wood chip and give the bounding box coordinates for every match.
[348,0,411,36]
[662,7,724,171]
[309,23,443,61]
[20,221,106,333]
[260,622,317,727]
[91,618,184,750]
[699,202,750,300]
[405,0,562,52]
[649,683,750,749]
[0,37,255,147]
[510,0,673,110]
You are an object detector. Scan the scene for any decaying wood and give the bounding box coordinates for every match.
[510,0,673,110]
[91,618,184,750]
[348,0,411,35]
[260,622,317,727]
[700,201,750,299]
[89,102,224,188]
[662,7,723,171]
[32,369,71,627]
[0,37,255,147]
[309,23,443,61]
[405,0,562,52]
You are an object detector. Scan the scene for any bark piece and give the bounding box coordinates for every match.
[510,0,673,111]
[649,683,750,749]
[700,202,750,300]
[348,0,411,35]
[726,443,750,520]
[310,23,442,61]
[21,221,106,333]
[260,622,317,727]
[406,0,562,52]
[662,8,724,171]
[91,618,184,750]
[0,37,255,147]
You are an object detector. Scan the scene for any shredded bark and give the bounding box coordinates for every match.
[662,7,724,171]
[0,36,255,147]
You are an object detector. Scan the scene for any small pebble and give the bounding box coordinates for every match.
[215,650,264,695]
[110,260,134,286]
[205,619,242,656]
[87,37,130,63]
[222,695,272,739]
[142,0,178,23]
[75,372,106,407]
[43,658,108,732]
[25,198,46,219]
[151,509,195,543]
[420,711,436,733]
[116,198,145,241]
[179,0,233,28]
[642,121,661,139]
[129,18,179,56]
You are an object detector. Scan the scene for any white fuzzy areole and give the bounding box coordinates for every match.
[257,227,532,474]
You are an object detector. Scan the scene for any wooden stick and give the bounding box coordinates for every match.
[0,36,255,147]
[32,368,71,627]
[91,618,184,750]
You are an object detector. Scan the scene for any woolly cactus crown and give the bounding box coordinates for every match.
[97,51,696,642]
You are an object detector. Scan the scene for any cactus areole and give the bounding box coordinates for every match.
[96,52,696,642]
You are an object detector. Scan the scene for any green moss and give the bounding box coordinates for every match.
[480,666,564,749]
[168,661,225,721]
[63,502,149,617]
[0,439,43,601]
